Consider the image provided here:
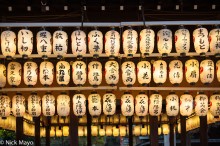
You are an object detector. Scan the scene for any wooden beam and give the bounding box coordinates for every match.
[200,116,208,146]
[150,116,158,146]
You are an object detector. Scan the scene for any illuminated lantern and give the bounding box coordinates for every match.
[153,60,167,85]
[137,61,151,85]
[216,60,220,82]
[28,93,41,117]
[175,27,190,56]
[56,126,62,137]
[88,93,101,117]
[195,93,208,116]
[71,30,87,58]
[157,28,172,57]
[193,27,209,55]
[123,28,138,58]
[1,30,16,59]
[106,126,113,136]
[0,64,6,88]
[56,61,70,86]
[121,93,134,117]
[185,59,199,85]
[73,94,86,117]
[78,126,84,137]
[121,61,136,86]
[135,92,148,117]
[91,126,98,136]
[57,93,70,116]
[42,93,55,116]
[23,61,38,86]
[105,60,119,86]
[210,94,220,116]
[72,61,86,86]
[162,124,170,135]
[141,125,148,136]
[113,126,119,137]
[99,126,105,136]
[200,59,214,84]
[7,62,22,87]
[0,94,11,117]
[133,125,141,136]
[12,93,25,117]
[40,61,54,86]
[103,93,116,116]
[166,93,179,116]
[119,126,127,137]
[180,93,193,116]
[209,28,220,57]
[88,61,102,86]
[63,126,69,136]
[50,127,55,137]
[149,93,162,116]
[169,60,183,85]
[140,28,155,57]
[88,30,103,58]
[53,30,68,59]
[105,29,120,58]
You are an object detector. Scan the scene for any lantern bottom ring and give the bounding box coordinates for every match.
[162,53,168,57]
[173,83,180,86]
[203,82,211,86]
[22,54,29,59]
[215,53,220,58]
[92,85,99,88]
[200,52,206,56]
[6,56,13,60]
[180,53,186,57]
[126,84,133,87]
[42,55,48,60]
[109,55,116,60]
[28,85,34,87]
[77,55,83,60]
[143,53,149,57]
[109,84,116,87]
[189,82,196,86]
[141,83,149,87]
[57,55,63,60]
[93,54,99,59]
[127,54,133,58]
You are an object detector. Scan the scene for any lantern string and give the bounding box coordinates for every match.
[141,5,146,28]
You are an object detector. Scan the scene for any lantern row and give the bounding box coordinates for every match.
[1,27,220,59]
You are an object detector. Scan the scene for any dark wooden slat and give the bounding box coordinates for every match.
[180,115,186,146]
[150,116,158,146]
[200,116,208,146]
[34,117,40,146]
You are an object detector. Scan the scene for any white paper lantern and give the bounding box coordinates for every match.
[135,93,148,117]
[133,125,141,136]
[57,93,70,116]
[121,61,136,86]
[200,59,214,84]
[0,94,11,117]
[169,60,183,85]
[149,93,162,116]
[72,61,86,86]
[103,93,116,116]
[40,61,54,86]
[23,61,38,86]
[88,93,102,117]
[56,61,70,86]
[166,93,179,116]
[99,126,105,136]
[185,59,199,85]
[88,61,102,86]
[1,30,16,59]
[120,126,127,137]
[195,93,208,116]
[216,60,220,82]
[91,126,98,136]
[210,94,220,116]
[175,27,190,56]
[78,126,84,137]
[162,124,170,135]
[0,64,6,88]
[88,30,103,58]
[42,93,55,116]
[7,62,22,87]
[105,29,120,58]
[53,30,68,58]
[209,28,220,56]
[137,61,151,85]
[12,93,25,117]
[73,94,86,117]
[113,126,119,137]
[28,93,41,117]
[121,93,134,117]
[157,28,172,56]
[105,60,119,86]
[193,27,209,55]
[180,93,193,116]
[140,28,155,57]
[106,126,113,136]
[153,60,167,84]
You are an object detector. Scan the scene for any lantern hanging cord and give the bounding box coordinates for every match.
[81,6,84,29]
[141,5,146,27]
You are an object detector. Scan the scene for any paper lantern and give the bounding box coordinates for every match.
[57,93,70,116]
[40,61,54,86]
[166,93,179,116]
[91,126,98,136]
[63,126,69,136]
[55,126,62,137]
[157,28,172,57]
[185,59,199,85]
[78,126,84,137]
[0,64,6,88]
[180,93,193,116]
[121,61,136,86]
[88,93,102,117]
[72,61,87,86]
[216,60,220,82]
[153,60,167,85]
[137,61,151,85]
[105,29,120,58]
[113,126,119,137]
[99,126,105,136]
[195,93,208,116]
[73,94,86,117]
[135,93,148,117]
[50,127,55,137]
[175,27,190,56]
[7,62,22,87]
[56,61,70,86]
[149,93,162,116]
[12,93,25,117]
[133,125,141,136]
[123,28,138,58]
[169,60,183,85]
[120,126,127,136]
[71,30,87,58]
[193,27,209,55]
[103,93,116,116]
[106,126,113,136]
[88,30,103,58]
[105,60,119,86]
[88,61,102,86]
[210,94,220,116]
[200,59,214,84]
[36,30,52,59]
[162,124,170,135]
[121,93,134,117]
[140,28,155,57]
[23,61,38,86]
[42,93,55,116]
[209,28,220,56]
[141,125,148,136]
[1,30,16,59]
[53,30,68,59]
[0,94,11,117]
[28,93,41,117]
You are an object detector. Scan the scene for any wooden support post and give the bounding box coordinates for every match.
[150,116,158,146]
[169,117,175,146]
[180,116,186,146]
[34,117,40,146]
[16,117,23,142]
[200,116,208,146]
[46,117,51,146]
[128,117,133,146]
[87,100,92,146]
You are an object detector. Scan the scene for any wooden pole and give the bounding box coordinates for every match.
[34,117,40,146]
[200,116,208,146]
[150,116,158,146]
[169,117,175,146]
[128,117,133,146]
[16,117,23,142]
[46,117,51,146]
[180,116,186,146]
[86,100,92,146]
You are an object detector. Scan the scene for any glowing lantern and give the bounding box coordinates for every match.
[73,94,86,117]
[121,93,134,117]
[0,64,6,88]
[40,61,54,86]
[216,60,220,82]
[210,94,220,116]
[193,27,209,55]
[7,62,21,87]
[120,126,127,136]
[56,61,70,86]
[71,30,87,58]
[133,125,141,136]
[200,59,214,84]
[141,125,148,136]
[72,61,86,86]
[166,93,179,116]
[99,126,105,136]
[157,28,172,57]
[23,61,38,86]
[180,93,193,116]
[56,127,62,137]
[12,93,25,117]
[42,93,55,116]
[149,93,162,116]
[140,28,155,57]
[137,61,151,85]
[113,126,119,137]
[57,93,70,116]
[195,93,208,116]
[1,30,16,59]
[88,61,102,86]
[106,126,113,136]
[135,93,148,117]
[88,30,103,58]
[88,93,101,117]
[50,127,55,137]
[123,28,138,58]
[105,60,119,86]
[105,29,120,58]
[91,126,98,136]
[162,124,170,135]
[209,28,220,56]
[28,93,41,117]
[185,59,199,85]
[153,60,167,85]
[63,126,69,136]
[121,61,136,86]
[0,94,11,117]
[78,126,84,137]
[169,60,183,85]
[175,27,190,56]
[53,30,68,59]
[103,93,116,116]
